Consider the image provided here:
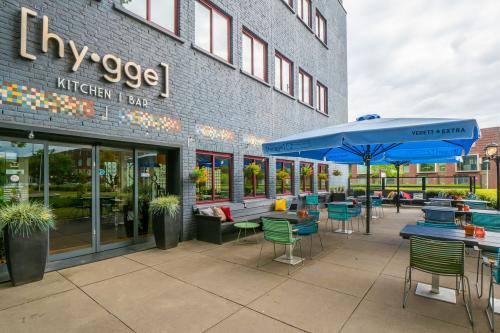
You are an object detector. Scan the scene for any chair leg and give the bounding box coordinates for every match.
[462,275,474,326]
[236,228,242,244]
[273,243,276,257]
[318,232,324,251]
[309,235,313,258]
[477,250,484,298]
[486,266,495,331]
[257,241,265,268]
[403,266,412,308]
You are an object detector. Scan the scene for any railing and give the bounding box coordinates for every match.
[348,176,477,194]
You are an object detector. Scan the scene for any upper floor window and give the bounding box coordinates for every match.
[316,81,328,114]
[122,0,178,34]
[315,10,327,44]
[298,69,312,106]
[457,155,478,172]
[318,164,328,192]
[417,163,436,173]
[195,0,231,62]
[242,30,267,82]
[275,52,293,96]
[300,162,313,193]
[297,0,312,27]
[244,156,267,198]
[276,160,293,195]
[196,151,232,202]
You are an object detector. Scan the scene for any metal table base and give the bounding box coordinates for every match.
[334,220,353,235]
[273,244,304,266]
[415,274,456,304]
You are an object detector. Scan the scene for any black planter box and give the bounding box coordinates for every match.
[4,227,48,286]
[152,212,180,250]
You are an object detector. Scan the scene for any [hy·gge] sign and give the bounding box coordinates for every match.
[19,7,169,102]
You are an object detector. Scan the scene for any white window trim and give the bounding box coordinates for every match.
[455,154,479,172]
[417,163,437,173]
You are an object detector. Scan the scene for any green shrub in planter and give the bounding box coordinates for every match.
[0,202,55,286]
[150,196,181,250]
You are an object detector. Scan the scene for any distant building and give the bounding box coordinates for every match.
[350,127,499,189]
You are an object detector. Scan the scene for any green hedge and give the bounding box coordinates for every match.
[476,189,498,208]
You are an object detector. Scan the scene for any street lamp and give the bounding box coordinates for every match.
[484,143,500,211]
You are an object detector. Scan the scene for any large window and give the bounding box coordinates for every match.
[242,30,267,81]
[297,0,312,27]
[315,10,327,44]
[318,164,328,192]
[244,157,267,198]
[122,0,178,34]
[195,0,231,62]
[457,155,478,172]
[316,81,328,114]
[300,162,313,193]
[196,151,232,202]
[276,160,293,195]
[418,163,436,173]
[298,69,312,106]
[274,52,293,95]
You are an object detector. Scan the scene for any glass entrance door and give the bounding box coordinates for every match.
[98,147,135,249]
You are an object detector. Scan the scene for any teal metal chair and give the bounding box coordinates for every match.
[473,213,500,298]
[293,211,323,258]
[348,204,363,231]
[482,249,500,331]
[403,236,473,326]
[464,200,488,210]
[372,197,384,218]
[305,195,319,211]
[258,218,303,274]
[327,203,352,235]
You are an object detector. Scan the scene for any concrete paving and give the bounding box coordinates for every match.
[0,207,498,332]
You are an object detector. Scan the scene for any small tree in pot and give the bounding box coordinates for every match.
[0,202,55,286]
[150,195,181,250]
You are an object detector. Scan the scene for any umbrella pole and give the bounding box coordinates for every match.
[365,148,371,235]
[396,163,400,213]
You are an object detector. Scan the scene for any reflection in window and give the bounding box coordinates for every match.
[300,162,313,193]
[275,53,293,95]
[318,164,328,192]
[242,30,267,81]
[276,160,293,195]
[316,82,328,114]
[195,0,231,62]
[457,155,478,172]
[299,69,312,106]
[418,163,436,172]
[315,10,327,43]
[122,0,177,34]
[244,157,267,198]
[196,152,232,202]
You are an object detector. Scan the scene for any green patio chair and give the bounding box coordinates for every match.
[403,236,473,326]
[473,213,500,298]
[257,218,303,275]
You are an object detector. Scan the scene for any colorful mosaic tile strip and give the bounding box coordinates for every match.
[244,134,267,146]
[195,124,235,142]
[0,81,94,118]
[121,110,181,133]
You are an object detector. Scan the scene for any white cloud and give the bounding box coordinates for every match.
[345,0,500,128]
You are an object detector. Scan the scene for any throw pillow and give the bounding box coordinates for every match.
[387,191,395,200]
[220,206,234,222]
[212,207,227,222]
[402,192,411,199]
[275,199,286,211]
[199,208,214,216]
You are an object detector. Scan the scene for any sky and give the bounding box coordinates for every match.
[345,0,500,128]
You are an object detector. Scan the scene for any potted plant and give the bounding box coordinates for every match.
[332,169,342,176]
[330,186,346,202]
[245,162,261,175]
[276,169,290,180]
[190,166,208,184]
[150,195,181,250]
[301,165,313,177]
[318,172,328,180]
[0,201,55,286]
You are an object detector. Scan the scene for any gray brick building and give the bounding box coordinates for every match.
[0,0,347,270]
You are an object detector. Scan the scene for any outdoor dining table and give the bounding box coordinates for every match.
[428,198,490,207]
[421,206,500,224]
[400,224,500,305]
[329,201,355,234]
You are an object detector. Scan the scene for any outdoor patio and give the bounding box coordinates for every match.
[0,207,497,333]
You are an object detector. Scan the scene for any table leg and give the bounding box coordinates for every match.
[415,274,457,304]
[334,219,353,234]
[273,243,304,266]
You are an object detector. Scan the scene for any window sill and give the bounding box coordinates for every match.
[273,86,296,100]
[297,16,315,34]
[281,0,295,13]
[243,197,268,203]
[114,3,185,44]
[315,109,329,117]
[315,35,329,49]
[240,70,271,87]
[298,99,315,110]
[191,44,236,69]
[276,194,295,199]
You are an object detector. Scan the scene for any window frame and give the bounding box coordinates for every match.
[300,162,314,194]
[317,163,329,192]
[417,163,437,173]
[274,52,294,96]
[242,29,268,82]
[121,0,179,35]
[195,0,232,63]
[298,0,312,27]
[298,68,313,106]
[195,150,233,203]
[315,9,327,44]
[316,81,328,114]
[276,159,294,196]
[456,154,479,172]
[244,156,268,199]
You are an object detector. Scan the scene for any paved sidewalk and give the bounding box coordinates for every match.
[0,207,497,332]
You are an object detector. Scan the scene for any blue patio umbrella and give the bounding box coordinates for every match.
[263,115,480,234]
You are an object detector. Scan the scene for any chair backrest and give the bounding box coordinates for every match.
[307,210,320,221]
[416,221,459,229]
[472,212,500,232]
[348,204,361,216]
[261,218,293,244]
[327,203,349,220]
[305,195,319,205]
[372,198,382,206]
[464,200,487,210]
[410,236,464,275]
[424,209,455,224]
